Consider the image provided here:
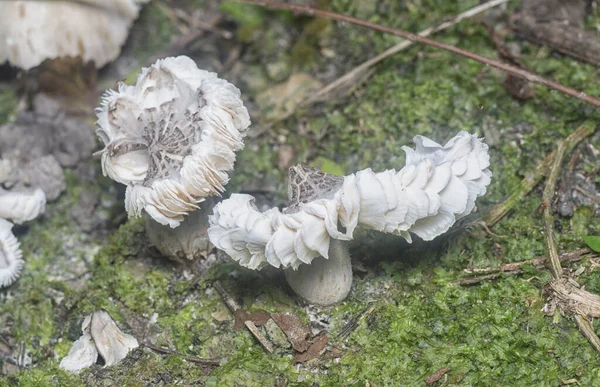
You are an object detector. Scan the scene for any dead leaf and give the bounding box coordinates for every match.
[271,313,312,352]
[277,144,295,174]
[424,367,451,384]
[293,334,328,363]
[233,309,271,332]
[256,73,322,123]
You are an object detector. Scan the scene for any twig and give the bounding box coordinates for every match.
[464,249,593,275]
[482,122,596,227]
[543,142,567,278]
[453,249,596,286]
[144,342,222,366]
[307,0,509,104]
[213,281,274,353]
[574,315,600,353]
[336,302,376,340]
[236,0,600,109]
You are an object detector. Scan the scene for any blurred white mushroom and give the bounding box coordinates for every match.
[60,310,139,373]
[0,218,23,288]
[0,0,147,70]
[95,55,250,230]
[59,316,98,373]
[0,188,46,225]
[90,310,139,366]
[209,131,492,305]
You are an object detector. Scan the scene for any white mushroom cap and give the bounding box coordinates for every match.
[59,311,139,373]
[90,310,139,366]
[0,188,46,225]
[0,218,23,288]
[96,55,250,228]
[0,0,146,70]
[209,131,492,271]
[59,316,98,373]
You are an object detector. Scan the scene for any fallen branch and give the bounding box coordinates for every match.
[542,137,600,353]
[307,0,509,104]
[236,0,600,109]
[482,122,596,227]
[214,280,274,353]
[144,342,222,366]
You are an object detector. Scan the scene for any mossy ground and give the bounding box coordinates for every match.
[3,0,600,386]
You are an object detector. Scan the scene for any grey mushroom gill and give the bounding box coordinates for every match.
[94,56,250,261]
[208,131,492,306]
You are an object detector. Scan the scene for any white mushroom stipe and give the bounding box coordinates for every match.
[0,188,46,225]
[60,310,139,373]
[0,0,147,70]
[96,55,250,228]
[0,218,24,288]
[208,131,491,305]
[284,239,352,305]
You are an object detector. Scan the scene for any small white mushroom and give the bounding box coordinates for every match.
[59,316,98,373]
[0,218,23,288]
[59,310,139,373]
[209,131,492,305]
[95,55,251,229]
[90,310,139,366]
[0,0,147,70]
[0,188,46,225]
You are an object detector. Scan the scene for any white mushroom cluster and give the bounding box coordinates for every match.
[60,310,139,373]
[96,55,250,228]
[0,188,46,287]
[0,0,147,70]
[209,131,491,304]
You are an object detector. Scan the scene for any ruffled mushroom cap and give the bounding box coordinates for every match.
[0,0,146,70]
[0,188,46,225]
[209,131,492,271]
[96,55,250,228]
[0,218,23,288]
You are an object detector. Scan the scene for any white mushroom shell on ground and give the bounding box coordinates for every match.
[0,218,24,288]
[0,188,46,287]
[208,131,492,271]
[60,310,139,373]
[95,55,250,228]
[0,0,147,70]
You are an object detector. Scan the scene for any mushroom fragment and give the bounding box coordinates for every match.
[95,55,251,229]
[59,310,139,373]
[0,219,24,288]
[209,131,492,305]
[0,0,147,70]
[0,188,46,225]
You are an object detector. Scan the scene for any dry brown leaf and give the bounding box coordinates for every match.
[424,367,451,384]
[233,309,272,332]
[256,73,322,123]
[293,334,328,364]
[271,313,312,352]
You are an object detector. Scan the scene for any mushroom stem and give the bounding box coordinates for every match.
[144,198,214,263]
[284,239,352,306]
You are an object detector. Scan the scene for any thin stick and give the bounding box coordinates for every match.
[144,342,222,366]
[237,0,600,109]
[543,141,566,279]
[308,0,509,103]
[482,122,596,227]
[574,315,600,353]
[213,281,274,353]
[463,248,593,275]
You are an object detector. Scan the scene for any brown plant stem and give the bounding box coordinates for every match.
[482,122,596,227]
[236,0,600,109]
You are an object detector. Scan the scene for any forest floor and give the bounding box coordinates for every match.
[3,0,600,385]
